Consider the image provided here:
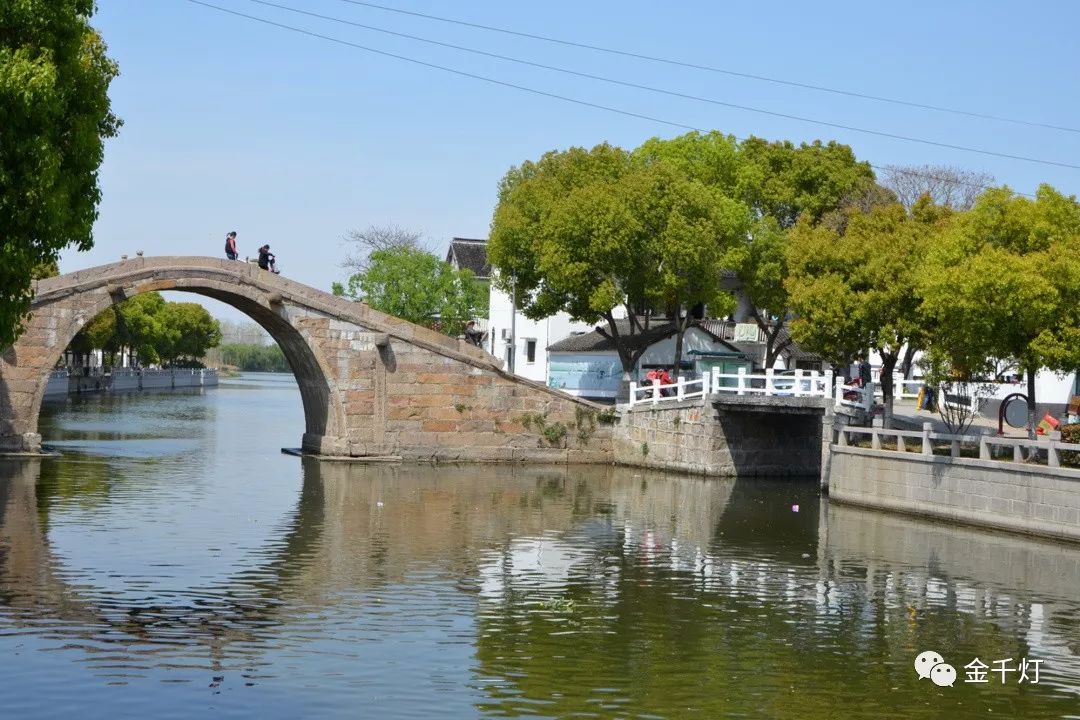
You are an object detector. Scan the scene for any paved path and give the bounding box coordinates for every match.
[887,399,1030,437]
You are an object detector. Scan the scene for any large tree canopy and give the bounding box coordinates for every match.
[919,185,1080,435]
[0,0,120,348]
[788,199,952,426]
[735,138,877,367]
[490,141,750,385]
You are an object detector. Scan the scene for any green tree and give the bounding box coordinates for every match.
[919,185,1080,437]
[158,302,221,365]
[113,293,167,365]
[733,137,876,367]
[338,247,486,337]
[0,0,120,348]
[490,144,671,393]
[631,132,746,368]
[627,160,746,372]
[788,199,952,426]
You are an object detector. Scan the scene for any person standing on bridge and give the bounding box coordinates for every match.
[224,231,239,260]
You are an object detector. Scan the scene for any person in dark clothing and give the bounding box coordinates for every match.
[224,231,238,260]
[257,244,279,274]
[858,358,872,387]
[464,320,485,347]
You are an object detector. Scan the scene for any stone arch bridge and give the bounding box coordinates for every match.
[0,257,612,461]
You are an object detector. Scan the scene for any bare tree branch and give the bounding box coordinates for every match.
[341,224,428,273]
[880,164,995,211]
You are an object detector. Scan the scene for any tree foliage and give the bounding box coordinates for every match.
[788,199,952,425]
[491,140,751,382]
[337,246,486,337]
[728,137,876,367]
[0,0,120,348]
[68,293,221,366]
[158,302,223,364]
[488,135,877,382]
[217,343,290,373]
[919,185,1080,435]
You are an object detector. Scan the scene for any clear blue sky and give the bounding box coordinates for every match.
[76,0,1080,320]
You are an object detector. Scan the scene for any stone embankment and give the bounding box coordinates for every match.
[44,368,219,396]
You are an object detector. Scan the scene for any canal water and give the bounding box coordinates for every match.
[0,373,1077,718]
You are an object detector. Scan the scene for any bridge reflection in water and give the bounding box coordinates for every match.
[0,459,1078,717]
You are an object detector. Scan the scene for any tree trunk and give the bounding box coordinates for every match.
[761,315,787,369]
[880,353,898,429]
[672,309,687,379]
[1027,366,1038,440]
[900,344,917,379]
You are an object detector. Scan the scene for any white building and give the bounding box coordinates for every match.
[447,237,600,383]
[488,288,598,383]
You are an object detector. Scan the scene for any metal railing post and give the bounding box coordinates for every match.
[652,378,661,405]
[737,367,746,396]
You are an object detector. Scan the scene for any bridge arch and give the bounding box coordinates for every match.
[1,256,612,462]
[1,257,347,454]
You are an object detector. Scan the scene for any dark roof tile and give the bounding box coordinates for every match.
[548,320,744,355]
[446,238,491,278]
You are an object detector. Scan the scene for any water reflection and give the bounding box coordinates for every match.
[0,379,1077,718]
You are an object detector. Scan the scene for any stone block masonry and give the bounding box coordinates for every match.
[612,396,829,477]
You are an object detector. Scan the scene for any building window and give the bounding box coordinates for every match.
[525,339,537,364]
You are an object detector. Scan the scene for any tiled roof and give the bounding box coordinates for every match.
[548,320,743,354]
[698,319,820,362]
[446,238,491,279]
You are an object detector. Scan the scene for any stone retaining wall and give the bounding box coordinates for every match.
[828,446,1080,542]
[613,398,827,477]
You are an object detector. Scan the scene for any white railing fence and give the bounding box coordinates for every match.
[626,368,876,410]
[837,423,1080,469]
[628,375,708,406]
[872,375,923,401]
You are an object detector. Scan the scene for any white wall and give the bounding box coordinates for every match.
[487,281,604,383]
[865,345,1078,406]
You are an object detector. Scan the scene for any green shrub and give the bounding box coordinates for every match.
[1060,424,1080,467]
[596,408,618,425]
[542,422,567,446]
